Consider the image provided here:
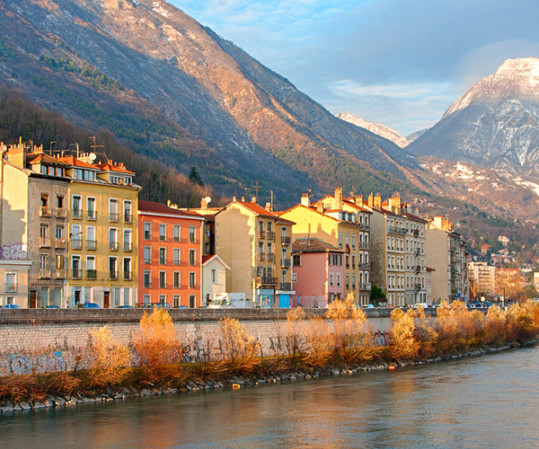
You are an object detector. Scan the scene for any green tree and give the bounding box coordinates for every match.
[188,166,204,186]
[370,285,386,305]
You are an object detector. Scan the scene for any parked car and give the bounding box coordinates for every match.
[1,304,20,309]
[44,305,60,309]
[155,303,171,309]
[82,302,100,309]
[116,305,134,309]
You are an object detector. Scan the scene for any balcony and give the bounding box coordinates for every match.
[55,208,67,219]
[267,231,275,241]
[123,242,133,252]
[280,282,292,291]
[359,262,370,270]
[109,212,119,223]
[359,223,370,231]
[415,283,422,291]
[87,210,97,221]
[72,209,82,219]
[86,269,97,280]
[388,226,407,235]
[123,271,132,280]
[40,206,52,217]
[86,240,97,251]
[415,265,422,273]
[124,212,133,224]
[358,283,372,291]
[5,284,17,293]
[415,248,421,256]
[109,271,119,281]
[54,238,67,249]
[39,268,51,279]
[109,242,119,251]
[256,276,278,287]
[258,252,266,262]
[258,230,266,239]
[281,236,291,245]
[39,237,52,248]
[358,241,370,249]
[281,258,291,268]
[55,269,67,279]
[266,253,275,262]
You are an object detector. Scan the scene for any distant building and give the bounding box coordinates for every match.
[468,261,496,299]
[497,235,510,246]
[201,255,230,306]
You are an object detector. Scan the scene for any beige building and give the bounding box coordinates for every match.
[1,141,70,307]
[215,198,294,308]
[201,254,230,306]
[468,261,496,299]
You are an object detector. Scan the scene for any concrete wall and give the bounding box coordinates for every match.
[0,308,410,376]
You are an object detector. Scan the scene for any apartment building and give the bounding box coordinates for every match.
[138,200,204,308]
[468,261,496,299]
[215,198,294,308]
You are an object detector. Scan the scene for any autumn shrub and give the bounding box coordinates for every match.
[304,316,332,368]
[87,326,132,387]
[285,306,307,366]
[482,305,507,346]
[326,295,375,366]
[217,318,260,375]
[132,308,183,381]
[389,308,419,361]
[414,306,439,359]
[505,302,539,343]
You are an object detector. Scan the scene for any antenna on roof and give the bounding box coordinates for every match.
[90,136,104,155]
[49,141,56,156]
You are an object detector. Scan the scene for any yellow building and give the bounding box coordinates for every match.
[59,156,140,307]
[214,198,294,308]
[279,191,367,305]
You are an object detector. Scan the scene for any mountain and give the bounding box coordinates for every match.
[406,129,428,143]
[0,0,422,206]
[407,58,539,178]
[335,112,409,148]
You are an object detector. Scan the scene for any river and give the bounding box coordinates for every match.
[1,345,538,448]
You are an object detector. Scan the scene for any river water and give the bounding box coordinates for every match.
[1,345,538,449]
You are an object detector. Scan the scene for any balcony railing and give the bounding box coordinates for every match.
[258,252,266,261]
[415,283,422,291]
[54,238,67,249]
[109,212,119,222]
[123,212,133,224]
[281,258,291,268]
[258,230,266,239]
[359,223,370,231]
[388,226,407,235]
[358,241,370,249]
[415,265,422,273]
[72,209,82,219]
[86,240,97,251]
[109,242,119,251]
[266,253,275,262]
[87,210,97,221]
[359,262,370,270]
[56,208,67,218]
[358,283,372,291]
[281,236,291,245]
[144,258,152,265]
[86,269,97,280]
[109,271,118,281]
[256,276,278,287]
[5,284,17,293]
[143,281,152,288]
[123,242,133,252]
[267,231,275,241]
[40,206,52,217]
[280,282,292,291]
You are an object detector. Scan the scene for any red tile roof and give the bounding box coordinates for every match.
[96,161,135,174]
[55,156,97,169]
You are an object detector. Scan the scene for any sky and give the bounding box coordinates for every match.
[169,0,539,136]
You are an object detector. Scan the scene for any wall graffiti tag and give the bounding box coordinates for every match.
[0,242,27,260]
[8,351,65,375]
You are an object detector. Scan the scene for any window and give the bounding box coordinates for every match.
[189,295,196,308]
[159,294,167,305]
[109,257,118,280]
[56,254,65,272]
[338,232,343,248]
[143,294,151,305]
[173,248,181,265]
[144,222,151,240]
[173,272,181,288]
[71,256,81,279]
[86,256,96,280]
[159,224,166,241]
[123,258,132,280]
[189,249,196,266]
[86,226,96,250]
[109,199,119,222]
[292,254,301,266]
[352,235,356,250]
[40,193,50,216]
[173,225,181,242]
[55,225,64,241]
[123,200,132,223]
[123,229,132,251]
[211,268,217,284]
[189,272,196,288]
[109,228,118,251]
[189,226,197,243]
[87,197,96,220]
[345,274,350,289]
[159,271,166,289]
[143,271,151,288]
[336,273,341,286]
[144,246,151,264]
[329,273,334,286]
[352,274,356,289]
[5,273,16,293]
[39,224,49,247]
[159,248,166,265]
[173,295,180,308]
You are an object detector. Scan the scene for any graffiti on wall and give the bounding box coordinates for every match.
[8,351,65,375]
[0,242,27,260]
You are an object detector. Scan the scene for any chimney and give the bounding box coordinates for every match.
[233,196,237,201]
[251,196,257,203]
[6,140,26,168]
[334,187,343,209]
[389,192,401,215]
[300,193,311,207]
[316,202,324,214]
[265,202,272,212]
[354,195,363,206]
[367,193,374,208]
[374,193,382,209]
[241,196,245,202]
[201,198,208,209]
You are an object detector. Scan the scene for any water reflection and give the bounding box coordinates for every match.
[1,347,538,449]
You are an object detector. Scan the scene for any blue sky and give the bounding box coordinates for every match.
[169,0,539,136]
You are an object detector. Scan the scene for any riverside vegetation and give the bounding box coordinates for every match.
[1,299,538,412]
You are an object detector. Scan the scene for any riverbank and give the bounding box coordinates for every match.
[1,300,538,414]
[1,341,536,415]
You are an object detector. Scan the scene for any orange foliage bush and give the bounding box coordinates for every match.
[217,318,260,374]
[389,308,419,361]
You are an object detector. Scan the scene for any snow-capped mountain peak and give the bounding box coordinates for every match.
[335,112,409,148]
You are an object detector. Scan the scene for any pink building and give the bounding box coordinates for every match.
[291,238,344,308]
